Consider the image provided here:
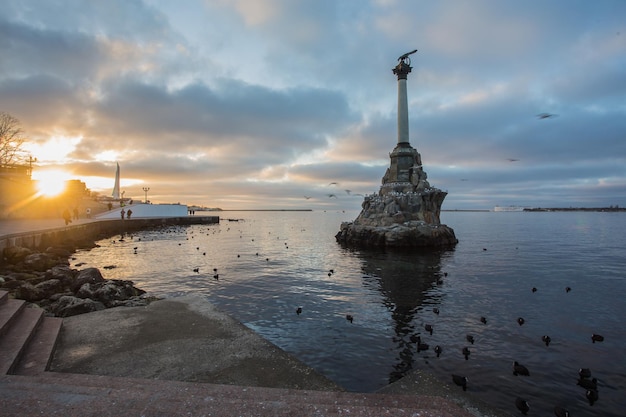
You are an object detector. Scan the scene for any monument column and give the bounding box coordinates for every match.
[393,50,416,145]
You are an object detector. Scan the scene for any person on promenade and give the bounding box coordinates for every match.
[126,209,132,219]
[62,209,72,225]
[86,208,91,218]
[73,207,79,220]
[120,209,126,220]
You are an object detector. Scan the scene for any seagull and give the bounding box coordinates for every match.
[507,158,520,162]
[328,182,338,186]
[537,112,558,119]
[327,194,337,198]
[303,196,312,199]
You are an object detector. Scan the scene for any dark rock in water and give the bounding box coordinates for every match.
[72,268,105,292]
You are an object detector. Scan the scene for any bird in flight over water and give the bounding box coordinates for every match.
[537,113,557,119]
[507,158,519,162]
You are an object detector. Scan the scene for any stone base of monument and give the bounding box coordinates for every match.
[335,186,458,248]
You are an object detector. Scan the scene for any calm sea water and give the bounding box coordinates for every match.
[73,210,626,417]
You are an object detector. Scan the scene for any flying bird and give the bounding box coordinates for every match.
[303,196,312,199]
[537,112,558,119]
[327,194,337,198]
[328,182,338,186]
[344,190,351,195]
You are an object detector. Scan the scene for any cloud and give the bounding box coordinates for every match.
[1,0,625,210]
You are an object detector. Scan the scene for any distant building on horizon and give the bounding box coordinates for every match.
[112,162,120,200]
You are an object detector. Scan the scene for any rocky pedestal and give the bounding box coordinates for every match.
[336,142,458,248]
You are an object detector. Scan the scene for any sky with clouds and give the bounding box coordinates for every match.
[1,0,625,210]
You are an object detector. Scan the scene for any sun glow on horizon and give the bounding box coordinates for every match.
[32,169,73,197]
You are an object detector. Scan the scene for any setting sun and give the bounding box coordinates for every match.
[33,169,71,197]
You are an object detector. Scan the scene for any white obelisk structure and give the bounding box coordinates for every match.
[112,162,120,199]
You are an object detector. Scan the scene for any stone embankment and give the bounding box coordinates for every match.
[0,216,218,317]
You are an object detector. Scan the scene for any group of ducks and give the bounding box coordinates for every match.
[409,284,606,416]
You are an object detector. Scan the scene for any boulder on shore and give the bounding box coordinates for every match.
[1,244,152,317]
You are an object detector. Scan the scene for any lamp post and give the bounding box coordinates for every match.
[142,187,150,203]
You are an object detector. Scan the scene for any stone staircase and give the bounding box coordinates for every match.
[0,289,475,416]
[0,290,63,376]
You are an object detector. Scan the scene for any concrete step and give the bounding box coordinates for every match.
[13,316,63,376]
[1,373,474,417]
[0,306,43,375]
[0,297,25,338]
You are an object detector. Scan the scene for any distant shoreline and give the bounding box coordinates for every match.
[210,209,313,212]
[444,207,625,212]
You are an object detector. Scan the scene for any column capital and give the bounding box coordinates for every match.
[392,61,412,80]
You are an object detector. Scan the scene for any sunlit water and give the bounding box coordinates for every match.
[73,210,626,417]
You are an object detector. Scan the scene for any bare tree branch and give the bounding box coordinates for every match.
[0,112,26,166]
